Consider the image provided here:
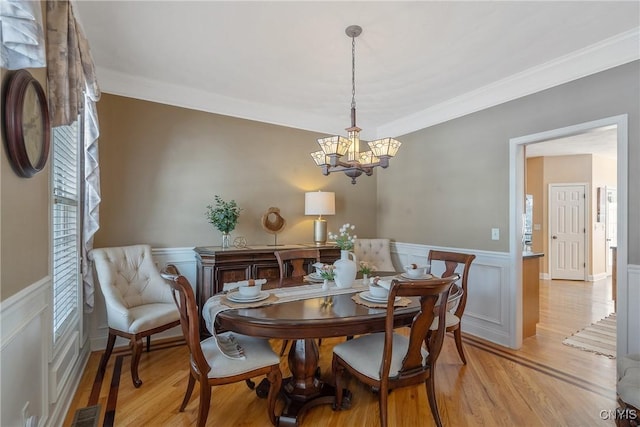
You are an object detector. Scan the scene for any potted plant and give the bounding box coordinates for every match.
[358,261,377,285]
[205,195,242,248]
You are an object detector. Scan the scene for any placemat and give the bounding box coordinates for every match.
[351,293,411,308]
[220,293,279,308]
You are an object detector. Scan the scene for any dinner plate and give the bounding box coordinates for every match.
[308,272,323,280]
[359,291,399,304]
[400,272,433,280]
[227,291,270,303]
[304,274,324,282]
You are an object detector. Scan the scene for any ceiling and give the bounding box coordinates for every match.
[74,1,638,157]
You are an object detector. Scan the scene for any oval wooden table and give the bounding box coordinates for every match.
[211,278,460,426]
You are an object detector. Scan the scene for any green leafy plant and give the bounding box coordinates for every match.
[205,195,242,234]
[328,223,357,251]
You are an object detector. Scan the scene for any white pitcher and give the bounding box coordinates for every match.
[333,250,357,288]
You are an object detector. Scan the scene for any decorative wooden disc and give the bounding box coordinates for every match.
[261,207,286,235]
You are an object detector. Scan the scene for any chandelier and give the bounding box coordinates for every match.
[311,25,401,184]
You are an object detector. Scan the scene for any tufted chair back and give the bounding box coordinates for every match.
[353,238,395,272]
[90,244,180,387]
[92,244,173,311]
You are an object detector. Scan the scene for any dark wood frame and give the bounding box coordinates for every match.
[2,69,51,178]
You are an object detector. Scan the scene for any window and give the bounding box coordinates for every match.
[52,121,81,342]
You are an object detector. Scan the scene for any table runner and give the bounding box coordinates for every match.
[203,280,372,336]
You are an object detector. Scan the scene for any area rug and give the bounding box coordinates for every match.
[562,313,616,359]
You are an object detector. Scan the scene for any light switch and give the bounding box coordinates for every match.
[491,228,500,240]
[533,224,541,231]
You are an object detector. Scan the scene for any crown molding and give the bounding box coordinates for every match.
[97,28,639,138]
[95,67,335,134]
[376,28,640,138]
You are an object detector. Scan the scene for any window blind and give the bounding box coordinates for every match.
[52,123,80,341]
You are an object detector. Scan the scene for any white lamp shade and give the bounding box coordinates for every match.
[305,191,335,216]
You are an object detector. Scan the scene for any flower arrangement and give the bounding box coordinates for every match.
[328,223,357,251]
[359,261,377,275]
[205,195,242,233]
[318,264,335,281]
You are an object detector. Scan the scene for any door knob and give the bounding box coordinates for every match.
[552,235,558,239]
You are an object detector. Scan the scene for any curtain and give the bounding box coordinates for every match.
[0,0,46,69]
[47,0,101,311]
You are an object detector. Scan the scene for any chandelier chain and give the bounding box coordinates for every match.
[351,34,356,110]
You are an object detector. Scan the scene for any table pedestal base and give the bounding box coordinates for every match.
[278,380,351,427]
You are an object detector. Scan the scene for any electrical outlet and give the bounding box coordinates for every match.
[491,228,500,240]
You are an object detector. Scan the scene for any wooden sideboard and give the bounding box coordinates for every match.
[522,252,544,338]
[195,244,341,335]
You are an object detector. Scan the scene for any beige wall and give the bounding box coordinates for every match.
[1,67,50,301]
[94,94,379,249]
[378,61,639,264]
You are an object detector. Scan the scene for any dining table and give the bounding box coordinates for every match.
[203,273,461,427]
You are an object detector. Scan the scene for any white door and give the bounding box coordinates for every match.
[550,184,586,280]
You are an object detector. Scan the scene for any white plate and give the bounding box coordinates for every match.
[400,272,433,280]
[305,274,324,282]
[227,291,270,303]
[359,291,399,304]
[308,272,323,280]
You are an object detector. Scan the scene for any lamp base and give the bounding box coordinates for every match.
[313,219,327,245]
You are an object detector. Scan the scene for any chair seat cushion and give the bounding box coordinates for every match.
[201,333,280,378]
[125,303,179,333]
[333,332,428,380]
[430,312,460,330]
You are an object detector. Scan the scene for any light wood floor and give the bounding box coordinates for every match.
[64,278,617,426]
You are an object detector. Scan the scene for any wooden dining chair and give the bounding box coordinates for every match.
[427,250,476,364]
[332,276,457,427]
[274,248,321,279]
[164,273,282,427]
[274,248,322,355]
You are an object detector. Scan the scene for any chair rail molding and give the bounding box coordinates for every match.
[392,242,513,347]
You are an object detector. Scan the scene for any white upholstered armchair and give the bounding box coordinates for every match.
[353,238,395,272]
[90,244,180,387]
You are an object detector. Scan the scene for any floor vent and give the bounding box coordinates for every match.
[71,405,100,427]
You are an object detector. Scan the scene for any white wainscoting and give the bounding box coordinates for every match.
[391,242,513,347]
[0,278,51,427]
[619,264,640,362]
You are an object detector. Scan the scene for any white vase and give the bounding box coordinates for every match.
[362,274,370,285]
[334,250,357,288]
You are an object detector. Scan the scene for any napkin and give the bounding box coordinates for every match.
[215,332,246,360]
[222,278,267,292]
[372,278,392,290]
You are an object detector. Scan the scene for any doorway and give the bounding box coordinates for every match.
[509,114,628,353]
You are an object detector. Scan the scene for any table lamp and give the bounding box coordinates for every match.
[305,191,335,245]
